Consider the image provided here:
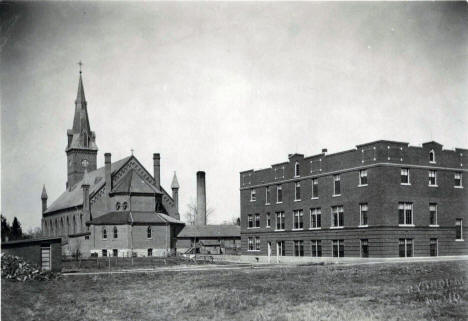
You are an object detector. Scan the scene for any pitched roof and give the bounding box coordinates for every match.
[111,169,160,194]
[44,156,131,214]
[87,211,184,225]
[41,185,48,199]
[178,225,240,238]
[171,172,179,189]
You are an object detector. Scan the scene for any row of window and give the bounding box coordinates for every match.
[249,169,464,203]
[102,226,153,240]
[115,201,128,211]
[247,238,440,257]
[44,214,84,237]
[101,248,154,257]
[247,207,464,239]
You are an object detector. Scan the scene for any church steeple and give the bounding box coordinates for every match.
[66,64,98,190]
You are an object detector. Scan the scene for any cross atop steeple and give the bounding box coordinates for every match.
[78,61,83,74]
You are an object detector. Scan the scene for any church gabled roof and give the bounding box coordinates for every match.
[111,169,161,194]
[44,156,131,214]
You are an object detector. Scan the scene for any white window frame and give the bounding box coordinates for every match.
[294,182,301,201]
[255,237,261,251]
[359,203,368,227]
[266,213,271,228]
[294,240,304,257]
[428,170,437,187]
[399,238,413,257]
[265,186,271,205]
[332,239,344,257]
[275,211,285,231]
[113,226,118,239]
[102,227,107,240]
[454,172,463,188]
[248,237,254,251]
[430,238,438,257]
[330,206,344,228]
[429,203,438,227]
[276,185,283,204]
[333,174,341,196]
[254,213,260,228]
[250,189,256,202]
[401,168,410,185]
[398,202,414,226]
[147,226,152,239]
[309,208,321,229]
[311,240,322,257]
[293,210,304,230]
[294,162,300,177]
[311,178,319,199]
[359,169,368,186]
[429,150,436,163]
[247,214,253,229]
[456,219,464,241]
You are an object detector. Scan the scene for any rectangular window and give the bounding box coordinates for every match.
[255,214,260,228]
[312,178,319,198]
[277,185,283,203]
[250,189,256,201]
[276,212,285,230]
[331,206,344,227]
[277,241,285,256]
[332,240,344,257]
[293,210,304,230]
[333,175,341,196]
[399,238,413,257]
[113,249,118,257]
[295,182,301,200]
[311,240,322,257]
[248,237,254,251]
[148,248,153,257]
[266,213,271,228]
[401,168,410,185]
[294,240,304,256]
[429,170,437,186]
[398,202,413,225]
[429,203,437,226]
[102,249,107,257]
[360,203,368,226]
[310,208,321,229]
[295,162,300,177]
[361,239,369,258]
[454,172,463,188]
[248,214,253,229]
[255,237,260,251]
[430,238,438,257]
[265,186,271,204]
[456,219,463,240]
[359,170,368,186]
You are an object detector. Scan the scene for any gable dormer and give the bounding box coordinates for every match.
[422,141,443,164]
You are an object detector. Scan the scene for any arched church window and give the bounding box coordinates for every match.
[60,218,64,235]
[55,219,58,236]
[116,202,121,211]
[73,216,76,234]
[113,226,118,239]
[429,150,436,163]
[294,162,300,177]
[147,226,152,239]
[102,227,107,240]
[80,214,83,232]
[122,202,128,210]
[66,217,70,235]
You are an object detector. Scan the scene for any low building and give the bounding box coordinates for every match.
[1,237,62,272]
[176,225,241,254]
[240,140,468,258]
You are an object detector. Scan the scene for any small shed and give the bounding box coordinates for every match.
[176,225,241,254]
[1,237,62,272]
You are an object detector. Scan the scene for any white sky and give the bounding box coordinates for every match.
[1,2,467,231]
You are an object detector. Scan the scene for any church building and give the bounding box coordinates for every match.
[41,71,185,257]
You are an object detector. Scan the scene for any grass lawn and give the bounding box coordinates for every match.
[2,261,467,321]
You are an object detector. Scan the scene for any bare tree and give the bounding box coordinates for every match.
[24,227,42,239]
[221,216,240,226]
[183,199,214,225]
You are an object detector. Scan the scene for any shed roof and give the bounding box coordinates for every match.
[87,211,184,225]
[1,237,62,247]
[178,225,240,238]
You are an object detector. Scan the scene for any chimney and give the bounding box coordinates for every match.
[196,171,207,226]
[153,153,160,190]
[322,148,328,154]
[81,169,91,226]
[105,153,112,209]
[41,185,48,214]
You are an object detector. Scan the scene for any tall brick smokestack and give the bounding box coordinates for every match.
[105,153,112,210]
[153,153,160,190]
[196,171,206,226]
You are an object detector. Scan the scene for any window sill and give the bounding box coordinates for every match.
[276,202,283,204]
[309,227,321,230]
[428,185,438,188]
[247,250,261,252]
[265,202,271,205]
[294,199,301,202]
[429,225,439,228]
[266,226,271,229]
[454,186,464,189]
[330,226,344,229]
[401,183,411,186]
[358,184,368,187]
[250,200,256,202]
[455,239,464,242]
[274,229,285,232]
[398,224,415,227]
[292,228,304,231]
[358,225,368,228]
[332,194,341,197]
[311,197,319,200]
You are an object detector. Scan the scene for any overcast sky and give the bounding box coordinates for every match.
[1,1,467,231]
